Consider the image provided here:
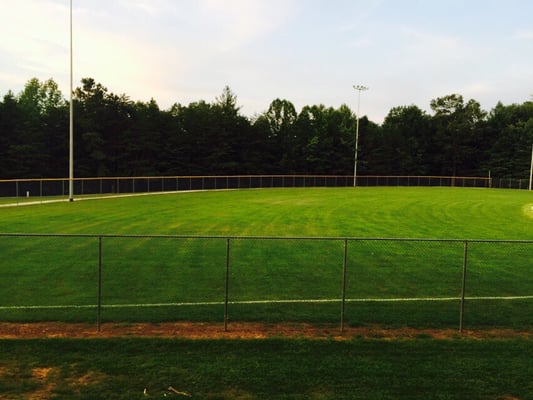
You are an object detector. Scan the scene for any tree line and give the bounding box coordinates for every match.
[1,77,532,179]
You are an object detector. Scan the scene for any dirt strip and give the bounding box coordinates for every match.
[0,322,531,340]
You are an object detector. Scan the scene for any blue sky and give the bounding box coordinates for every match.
[1,0,532,123]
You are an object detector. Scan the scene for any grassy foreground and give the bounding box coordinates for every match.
[0,337,531,400]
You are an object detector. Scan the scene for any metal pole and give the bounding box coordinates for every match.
[340,239,348,333]
[68,0,74,202]
[459,240,468,333]
[353,85,368,187]
[529,145,533,190]
[224,238,230,332]
[97,236,102,331]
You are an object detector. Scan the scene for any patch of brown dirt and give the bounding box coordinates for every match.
[26,367,58,400]
[0,322,531,340]
[31,367,53,380]
[68,370,106,386]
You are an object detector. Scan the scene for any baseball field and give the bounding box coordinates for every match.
[0,187,532,399]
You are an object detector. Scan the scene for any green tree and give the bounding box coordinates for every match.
[7,75,533,181]
[74,78,134,176]
[209,86,254,173]
[211,86,242,172]
[0,91,20,178]
[296,104,356,174]
[484,101,533,178]
[254,98,298,172]
[354,116,381,175]
[123,99,166,176]
[74,78,110,176]
[4,78,67,178]
[323,104,356,174]
[298,104,329,173]
[430,94,486,176]
[380,105,431,175]
[167,87,254,175]
[41,80,69,177]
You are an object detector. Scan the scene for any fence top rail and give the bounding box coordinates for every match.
[1,232,532,244]
[0,174,491,183]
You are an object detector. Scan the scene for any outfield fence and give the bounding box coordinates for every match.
[0,234,531,332]
[2,174,524,201]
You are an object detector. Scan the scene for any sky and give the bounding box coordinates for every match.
[1,0,532,123]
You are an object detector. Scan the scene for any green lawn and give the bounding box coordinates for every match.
[1,188,532,328]
[0,338,531,400]
[1,187,533,238]
[1,188,532,400]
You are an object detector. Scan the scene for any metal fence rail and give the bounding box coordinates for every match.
[0,233,531,332]
[0,175,507,200]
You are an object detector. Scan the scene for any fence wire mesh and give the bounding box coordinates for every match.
[0,175,500,202]
[0,234,531,330]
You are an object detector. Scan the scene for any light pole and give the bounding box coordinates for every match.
[529,143,533,191]
[69,0,74,201]
[353,85,368,187]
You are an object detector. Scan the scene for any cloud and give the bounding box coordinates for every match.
[515,30,533,40]
[460,83,493,98]
[0,1,68,88]
[400,27,466,64]
[116,0,165,17]
[197,0,300,51]
[1,0,531,121]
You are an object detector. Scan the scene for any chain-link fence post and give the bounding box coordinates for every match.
[459,240,468,332]
[97,236,103,331]
[340,238,348,333]
[224,237,230,332]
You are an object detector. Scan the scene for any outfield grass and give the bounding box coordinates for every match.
[0,337,531,400]
[1,187,532,328]
[1,188,532,400]
[1,187,533,238]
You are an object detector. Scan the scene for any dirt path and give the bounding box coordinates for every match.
[0,322,531,340]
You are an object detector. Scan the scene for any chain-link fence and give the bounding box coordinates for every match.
[0,234,531,331]
[0,175,503,202]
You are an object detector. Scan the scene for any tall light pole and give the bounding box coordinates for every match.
[353,85,368,187]
[69,0,74,201]
[529,143,533,191]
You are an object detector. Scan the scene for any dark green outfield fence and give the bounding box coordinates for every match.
[0,174,515,201]
[0,233,531,332]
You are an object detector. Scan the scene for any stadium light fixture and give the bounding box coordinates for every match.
[69,0,74,202]
[353,84,368,187]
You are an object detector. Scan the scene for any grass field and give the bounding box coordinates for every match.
[0,187,532,328]
[2,186,533,238]
[1,337,531,400]
[1,187,532,399]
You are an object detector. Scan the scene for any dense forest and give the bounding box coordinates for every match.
[1,77,532,179]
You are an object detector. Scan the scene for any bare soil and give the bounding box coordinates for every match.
[0,322,531,340]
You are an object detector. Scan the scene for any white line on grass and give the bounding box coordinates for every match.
[0,189,219,208]
[1,295,532,310]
